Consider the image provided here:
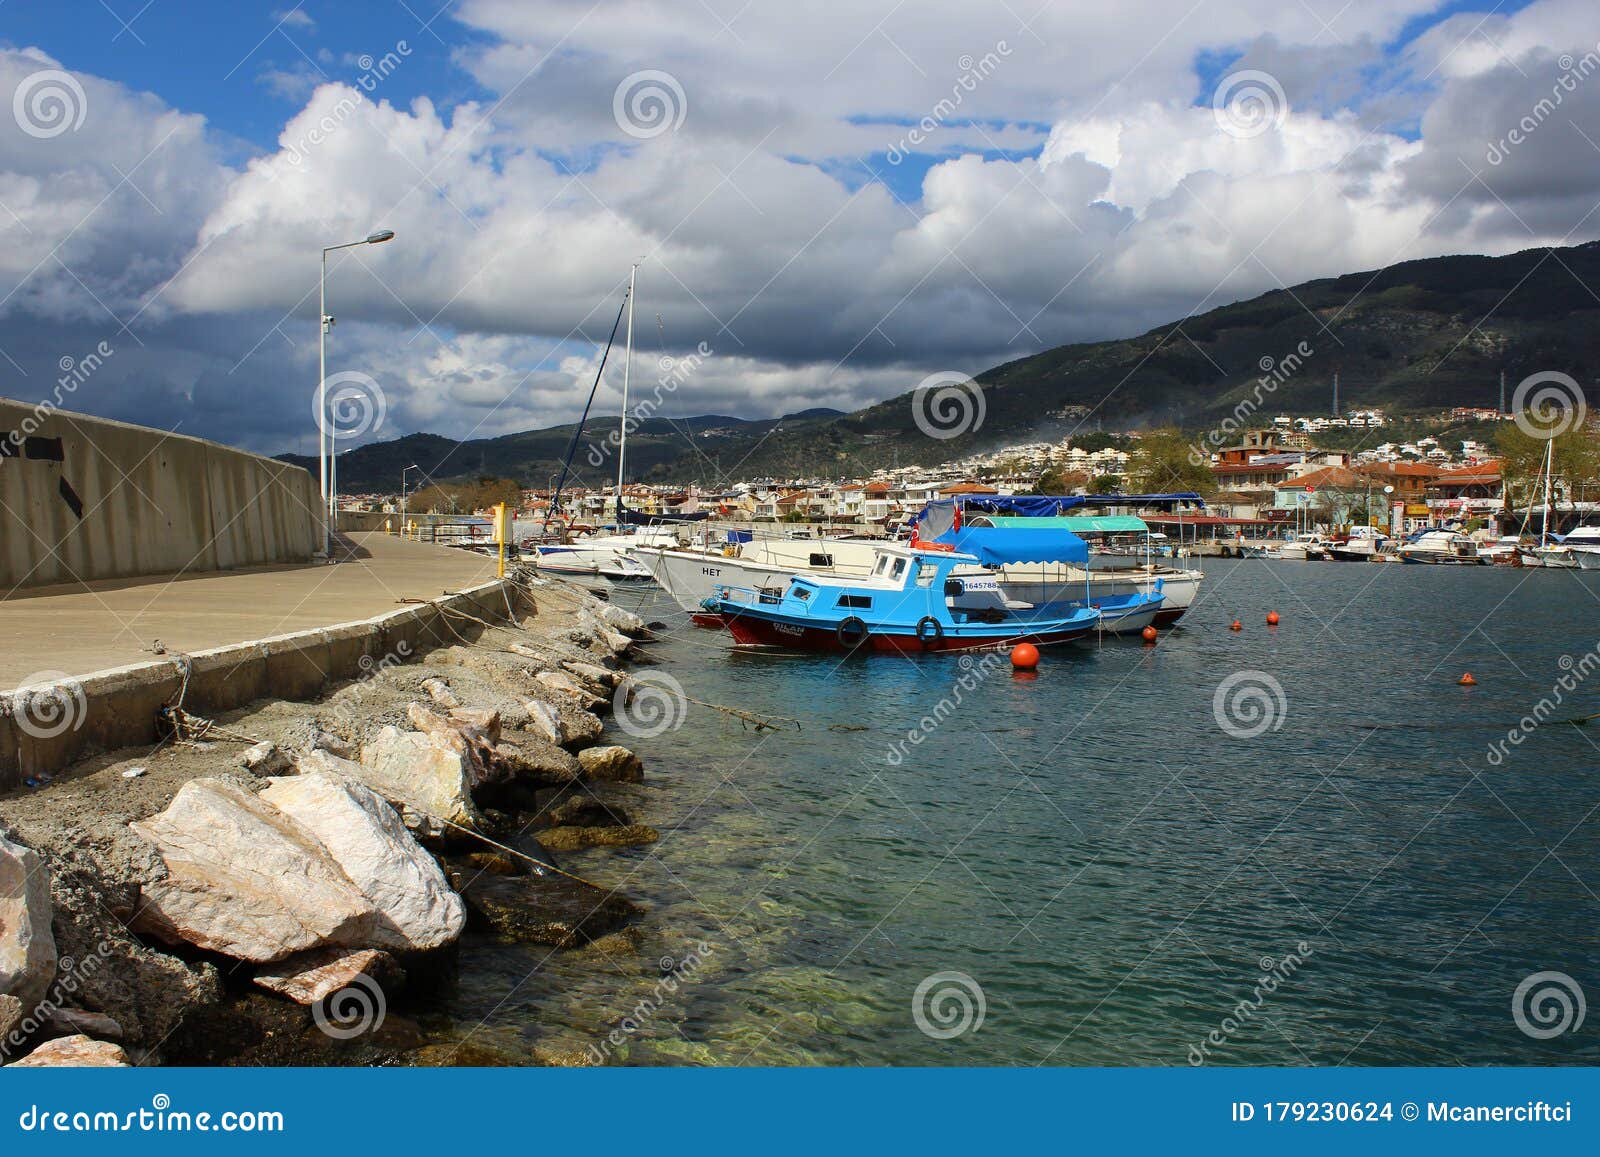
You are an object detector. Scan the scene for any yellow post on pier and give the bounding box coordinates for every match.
[492,502,511,578]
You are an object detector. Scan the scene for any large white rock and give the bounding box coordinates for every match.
[259,769,463,951]
[0,833,57,1010]
[357,726,484,831]
[131,780,375,962]
[129,776,466,963]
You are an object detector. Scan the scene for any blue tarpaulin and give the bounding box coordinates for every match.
[935,525,1090,566]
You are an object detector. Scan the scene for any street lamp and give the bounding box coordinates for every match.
[319,228,395,552]
[401,463,422,526]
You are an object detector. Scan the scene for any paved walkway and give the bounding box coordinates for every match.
[0,532,500,685]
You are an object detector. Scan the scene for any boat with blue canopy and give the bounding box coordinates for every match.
[700,541,1115,654]
[914,493,1206,628]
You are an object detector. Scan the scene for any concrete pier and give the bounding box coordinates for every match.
[0,533,513,789]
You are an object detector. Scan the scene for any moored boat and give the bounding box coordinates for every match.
[702,543,1109,654]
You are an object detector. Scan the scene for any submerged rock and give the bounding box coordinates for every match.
[455,869,641,948]
[544,796,632,827]
[7,1034,129,1067]
[253,947,405,1006]
[538,825,659,852]
[0,832,57,1011]
[578,745,644,783]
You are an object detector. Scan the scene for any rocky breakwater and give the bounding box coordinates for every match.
[0,580,662,1065]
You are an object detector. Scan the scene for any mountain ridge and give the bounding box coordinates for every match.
[287,241,1600,490]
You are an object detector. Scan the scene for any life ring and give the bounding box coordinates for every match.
[836,616,869,649]
[915,616,945,648]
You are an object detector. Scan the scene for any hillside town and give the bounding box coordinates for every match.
[335,405,1592,542]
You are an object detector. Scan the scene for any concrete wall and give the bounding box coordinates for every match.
[0,577,523,789]
[0,400,322,590]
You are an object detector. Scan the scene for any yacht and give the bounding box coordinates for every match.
[1396,530,1486,565]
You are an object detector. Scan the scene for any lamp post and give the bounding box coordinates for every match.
[401,463,422,530]
[319,228,395,552]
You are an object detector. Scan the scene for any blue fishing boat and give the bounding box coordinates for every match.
[701,540,1119,654]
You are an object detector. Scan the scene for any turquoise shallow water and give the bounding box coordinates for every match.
[447,559,1600,1066]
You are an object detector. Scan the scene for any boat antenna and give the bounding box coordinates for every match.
[550,285,631,538]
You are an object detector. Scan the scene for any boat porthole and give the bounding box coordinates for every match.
[837,616,868,648]
[915,616,944,648]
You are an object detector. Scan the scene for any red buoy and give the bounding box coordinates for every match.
[1141,625,1158,643]
[1011,642,1039,670]
[1266,611,1280,626]
[1229,619,1243,632]
[1458,672,1477,686]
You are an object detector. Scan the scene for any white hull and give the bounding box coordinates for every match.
[1578,550,1600,571]
[995,566,1200,623]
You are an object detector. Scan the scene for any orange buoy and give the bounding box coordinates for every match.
[1011,642,1039,671]
[1141,625,1158,643]
[1266,611,1280,626]
[1229,619,1243,631]
[1458,672,1477,686]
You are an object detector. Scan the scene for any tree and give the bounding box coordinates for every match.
[1496,420,1600,510]
[1088,474,1121,494]
[1028,467,1089,495]
[1127,429,1214,495]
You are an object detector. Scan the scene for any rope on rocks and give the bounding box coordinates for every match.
[154,654,262,747]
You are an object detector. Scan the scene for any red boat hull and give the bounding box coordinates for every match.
[718,614,1096,654]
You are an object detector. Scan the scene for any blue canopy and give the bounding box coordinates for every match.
[935,525,1089,566]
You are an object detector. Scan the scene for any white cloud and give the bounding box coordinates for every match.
[3,0,1600,459]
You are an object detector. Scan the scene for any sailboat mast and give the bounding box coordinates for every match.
[1541,436,1554,547]
[616,262,637,522]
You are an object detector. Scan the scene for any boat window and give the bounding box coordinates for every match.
[890,558,907,581]
[873,555,888,576]
[789,583,813,601]
[808,553,834,568]
[838,594,872,609]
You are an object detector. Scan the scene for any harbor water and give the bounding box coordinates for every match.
[445,559,1600,1065]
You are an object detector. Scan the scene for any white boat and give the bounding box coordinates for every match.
[1477,536,1540,567]
[1534,545,1580,569]
[633,536,881,613]
[1541,525,1600,569]
[1396,530,1486,565]
[1264,533,1332,561]
[536,526,678,576]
